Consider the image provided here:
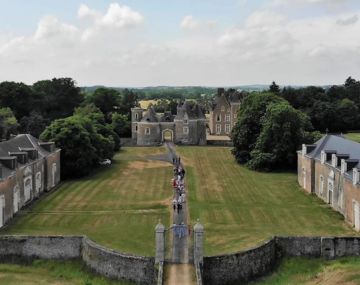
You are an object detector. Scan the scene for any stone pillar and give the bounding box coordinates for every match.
[194,220,204,264]
[155,221,165,264]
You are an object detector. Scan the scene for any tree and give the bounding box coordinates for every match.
[86,88,121,120]
[40,116,99,178]
[0,82,40,119]
[231,92,283,163]
[19,111,48,138]
[345,76,357,88]
[269,81,280,94]
[0,108,18,140]
[248,101,319,170]
[33,78,84,121]
[231,92,320,171]
[112,113,131,137]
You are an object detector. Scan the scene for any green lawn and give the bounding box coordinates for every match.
[345,132,360,143]
[0,260,131,285]
[177,146,357,256]
[252,257,360,285]
[1,147,172,256]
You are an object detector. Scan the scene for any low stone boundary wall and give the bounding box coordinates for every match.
[203,239,276,285]
[203,236,360,285]
[82,237,156,284]
[0,236,156,285]
[0,236,82,263]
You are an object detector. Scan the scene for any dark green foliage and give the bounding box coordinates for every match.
[112,113,131,138]
[269,81,280,94]
[0,81,40,118]
[0,107,18,140]
[86,88,121,121]
[19,111,48,138]
[280,77,360,132]
[41,108,116,178]
[232,93,319,171]
[33,78,84,121]
[40,116,98,178]
[231,92,283,164]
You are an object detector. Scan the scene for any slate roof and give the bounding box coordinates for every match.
[141,106,159,122]
[211,92,244,110]
[175,101,205,120]
[305,134,360,179]
[0,134,56,179]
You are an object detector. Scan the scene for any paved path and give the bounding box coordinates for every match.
[164,142,196,285]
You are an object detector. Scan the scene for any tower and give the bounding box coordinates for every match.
[131,107,143,142]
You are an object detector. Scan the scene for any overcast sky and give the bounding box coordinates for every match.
[0,0,359,87]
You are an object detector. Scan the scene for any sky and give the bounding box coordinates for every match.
[0,0,360,87]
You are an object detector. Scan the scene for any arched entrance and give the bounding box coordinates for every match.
[162,129,174,142]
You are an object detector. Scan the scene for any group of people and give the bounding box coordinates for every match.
[172,156,186,213]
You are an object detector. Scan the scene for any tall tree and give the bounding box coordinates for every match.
[269,81,280,94]
[0,107,18,140]
[33,78,84,121]
[86,88,121,120]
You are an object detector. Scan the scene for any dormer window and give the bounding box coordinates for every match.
[145,128,150,135]
[332,154,337,168]
[221,106,225,112]
[216,115,221,122]
[341,159,347,174]
[353,168,359,185]
[321,151,326,164]
[184,120,188,124]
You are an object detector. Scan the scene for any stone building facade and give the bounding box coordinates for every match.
[209,88,243,136]
[0,134,61,228]
[298,134,360,230]
[131,102,206,146]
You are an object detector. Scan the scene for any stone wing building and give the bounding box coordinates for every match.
[209,88,243,136]
[0,134,61,228]
[298,134,360,230]
[131,102,206,146]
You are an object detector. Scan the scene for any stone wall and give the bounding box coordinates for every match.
[82,237,156,285]
[0,236,157,285]
[203,236,360,285]
[0,236,82,263]
[203,239,276,285]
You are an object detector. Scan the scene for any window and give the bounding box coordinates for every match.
[216,124,221,134]
[145,128,150,135]
[184,119,188,124]
[234,113,237,119]
[319,175,324,195]
[225,114,230,122]
[225,124,231,134]
[135,113,138,120]
[221,106,225,112]
[135,125,138,131]
[183,127,189,135]
[216,115,221,122]
[338,180,344,209]
[227,108,230,113]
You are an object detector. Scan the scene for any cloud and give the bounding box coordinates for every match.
[101,3,143,28]
[180,15,217,31]
[337,14,359,25]
[34,16,79,41]
[0,3,360,86]
[272,0,349,5]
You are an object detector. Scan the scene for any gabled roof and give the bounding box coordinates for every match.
[141,106,158,122]
[306,134,360,172]
[175,101,205,120]
[0,134,58,179]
